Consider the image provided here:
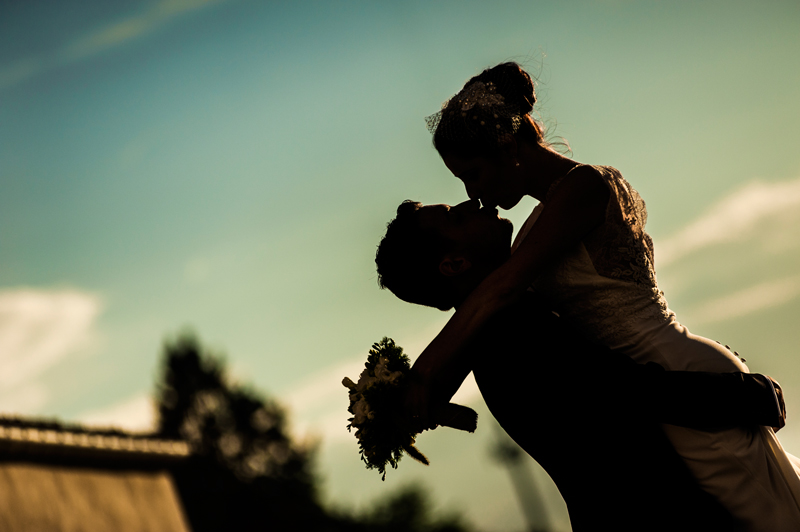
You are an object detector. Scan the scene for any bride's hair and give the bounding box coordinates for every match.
[430,62,547,159]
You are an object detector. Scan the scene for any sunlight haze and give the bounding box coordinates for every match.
[2,1,799,530]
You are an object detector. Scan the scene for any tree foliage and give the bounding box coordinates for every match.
[155,332,478,532]
[156,333,323,531]
[346,485,472,532]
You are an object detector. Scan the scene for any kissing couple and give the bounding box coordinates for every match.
[374,62,800,531]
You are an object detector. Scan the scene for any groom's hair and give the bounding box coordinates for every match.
[375,200,456,311]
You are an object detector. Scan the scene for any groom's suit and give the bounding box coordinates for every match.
[469,293,760,531]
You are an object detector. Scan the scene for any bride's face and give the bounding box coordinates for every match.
[443,153,525,210]
[416,200,513,264]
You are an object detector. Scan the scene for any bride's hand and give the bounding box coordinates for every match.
[403,369,438,434]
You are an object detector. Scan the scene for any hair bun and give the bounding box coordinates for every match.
[472,62,535,115]
[430,61,545,157]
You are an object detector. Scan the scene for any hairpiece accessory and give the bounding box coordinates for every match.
[424,80,523,147]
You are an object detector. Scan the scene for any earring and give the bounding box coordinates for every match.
[514,159,520,167]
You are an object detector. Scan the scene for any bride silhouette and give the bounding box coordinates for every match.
[406,61,800,530]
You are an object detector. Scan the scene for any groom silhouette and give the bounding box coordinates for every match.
[375,199,785,531]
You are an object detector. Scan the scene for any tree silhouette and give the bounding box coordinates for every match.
[489,425,551,532]
[350,485,472,532]
[155,332,479,532]
[156,333,324,531]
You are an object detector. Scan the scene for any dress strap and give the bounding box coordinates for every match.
[545,163,587,201]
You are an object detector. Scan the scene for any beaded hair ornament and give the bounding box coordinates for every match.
[424,81,523,146]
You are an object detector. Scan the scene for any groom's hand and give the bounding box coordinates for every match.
[748,374,786,432]
[768,376,786,432]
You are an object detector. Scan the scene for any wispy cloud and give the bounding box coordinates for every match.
[656,177,800,267]
[0,0,227,91]
[184,257,212,284]
[0,289,102,414]
[0,57,48,90]
[688,274,800,325]
[284,357,365,417]
[77,392,156,432]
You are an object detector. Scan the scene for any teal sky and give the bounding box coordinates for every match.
[2,1,800,530]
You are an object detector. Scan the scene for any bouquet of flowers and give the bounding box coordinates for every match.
[343,337,478,480]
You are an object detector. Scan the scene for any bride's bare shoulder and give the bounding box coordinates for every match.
[549,163,610,206]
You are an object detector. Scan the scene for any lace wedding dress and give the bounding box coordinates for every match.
[513,165,800,531]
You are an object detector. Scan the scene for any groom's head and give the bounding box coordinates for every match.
[375,199,513,311]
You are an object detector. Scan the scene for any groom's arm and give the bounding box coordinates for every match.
[471,294,785,430]
[591,355,785,430]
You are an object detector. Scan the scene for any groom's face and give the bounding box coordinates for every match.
[416,199,513,265]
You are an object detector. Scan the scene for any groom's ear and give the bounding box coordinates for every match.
[439,255,471,277]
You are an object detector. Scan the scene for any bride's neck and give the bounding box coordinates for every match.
[519,143,578,201]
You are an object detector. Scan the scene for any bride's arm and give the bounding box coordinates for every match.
[410,167,610,428]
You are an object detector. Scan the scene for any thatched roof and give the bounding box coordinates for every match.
[0,417,192,532]
[0,417,189,468]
